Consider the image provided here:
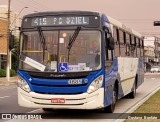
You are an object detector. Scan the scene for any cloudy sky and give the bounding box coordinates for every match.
[1,0,160,37]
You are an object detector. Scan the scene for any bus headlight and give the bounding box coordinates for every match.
[17,76,30,93]
[87,75,103,94]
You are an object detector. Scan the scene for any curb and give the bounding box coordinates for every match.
[0,77,17,86]
[114,86,160,122]
[0,82,16,86]
[144,73,160,76]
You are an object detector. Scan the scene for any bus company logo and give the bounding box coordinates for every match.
[50,74,66,78]
[68,79,82,85]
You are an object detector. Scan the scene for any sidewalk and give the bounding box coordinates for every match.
[144,72,160,76]
[0,76,17,86]
[144,72,160,77]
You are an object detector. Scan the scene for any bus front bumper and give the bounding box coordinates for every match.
[18,87,104,110]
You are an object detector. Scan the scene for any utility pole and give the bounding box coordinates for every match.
[153,21,160,65]
[6,0,11,81]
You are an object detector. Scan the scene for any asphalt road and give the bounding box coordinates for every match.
[0,74,160,122]
[0,84,34,114]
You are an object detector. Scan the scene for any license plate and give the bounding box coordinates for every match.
[51,98,65,103]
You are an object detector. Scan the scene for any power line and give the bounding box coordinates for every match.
[29,0,48,11]
[17,0,43,12]
[118,19,160,21]
[123,21,153,23]
[118,19,160,24]
[27,0,45,11]
[18,0,50,12]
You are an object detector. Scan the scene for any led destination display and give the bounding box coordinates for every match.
[31,16,90,26]
[22,15,100,28]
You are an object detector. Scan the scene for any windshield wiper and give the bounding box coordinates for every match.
[37,27,47,63]
[67,26,81,62]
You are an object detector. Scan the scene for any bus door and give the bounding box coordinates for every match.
[104,28,115,106]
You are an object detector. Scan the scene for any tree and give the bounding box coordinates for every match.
[11,36,19,70]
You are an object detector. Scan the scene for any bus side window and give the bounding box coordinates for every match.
[137,39,141,58]
[105,31,113,68]
[140,39,144,57]
[119,30,126,57]
[126,33,130,56]
[113,27,120,57]
[130,35,136,57]
[134,37,137,57]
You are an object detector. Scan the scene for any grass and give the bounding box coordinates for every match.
[124,90,160,122]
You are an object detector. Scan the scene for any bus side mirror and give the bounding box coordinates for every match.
[108,37,114,50]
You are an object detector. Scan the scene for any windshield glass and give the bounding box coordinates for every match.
[19,30,101,72]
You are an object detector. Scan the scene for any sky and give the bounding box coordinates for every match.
[1,0,160,37]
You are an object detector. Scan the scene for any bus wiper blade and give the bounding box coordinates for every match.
[37,27,47,63]
[67,27,81,62]
[67,26,81,50]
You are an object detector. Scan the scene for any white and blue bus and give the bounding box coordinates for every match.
[18,11,144,113]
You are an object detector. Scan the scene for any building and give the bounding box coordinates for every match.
[0,5,20,37]
[144,36,160,71]
[0,19,7,69]
[0,5,20,70]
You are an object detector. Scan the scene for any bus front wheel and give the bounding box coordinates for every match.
[104,86,117,113]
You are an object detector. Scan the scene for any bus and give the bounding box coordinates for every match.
[18,11,144,113]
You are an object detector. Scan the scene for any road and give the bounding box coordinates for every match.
[0,74,159,122]
[0,84,34,114]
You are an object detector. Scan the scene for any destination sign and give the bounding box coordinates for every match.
[22,15,100,28]
[31,16,90,26]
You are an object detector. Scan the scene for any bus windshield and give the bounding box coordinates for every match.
[19,30,101,72]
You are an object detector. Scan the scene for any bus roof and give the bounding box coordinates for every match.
[106,15,143,39]
[22,11,143,39]
[23,11,100,18]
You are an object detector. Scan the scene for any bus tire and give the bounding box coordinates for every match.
[128,81,136,98]
[42,108,53,112]
[104,85,117,113]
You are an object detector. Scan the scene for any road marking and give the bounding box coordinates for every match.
[0,96,10,99]
[27,108,42,113]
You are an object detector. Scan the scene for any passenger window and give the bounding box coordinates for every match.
[113,27,118,41]
[126,43,130,56]
[130,36,136,57]
[140,40,144,57]
[113,27,120,57]
[126,33,130,45]
[137,39,141,57]
[134,37,137,57]
[119,30,126,57]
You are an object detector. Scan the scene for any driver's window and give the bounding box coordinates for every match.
[105,31,113,69]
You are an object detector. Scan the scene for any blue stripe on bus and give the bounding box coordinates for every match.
[17,69,105,94]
